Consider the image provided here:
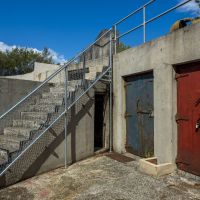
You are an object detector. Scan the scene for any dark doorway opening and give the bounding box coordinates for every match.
[94,93,104,152]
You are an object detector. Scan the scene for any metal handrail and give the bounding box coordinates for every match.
[146,0,193,25]
[115,0,194,44]
[0,28,112,120]
[0,110,66,176]
[0,0,195,177]
[0,64,112,176]
[114,0,155,25]
[0,0,194,120]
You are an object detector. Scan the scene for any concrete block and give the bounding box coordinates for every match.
[0,150,8,165]
[139,157,176,177]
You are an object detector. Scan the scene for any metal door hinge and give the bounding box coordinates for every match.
[125,112,132,118]
[175,73,189,80]
[175,114,189,122]
[124,83,131,88]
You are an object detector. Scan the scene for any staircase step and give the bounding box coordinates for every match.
[39,96,63,105]
[21,112,48,121]
[4,127,34,139]
[26,104,56,113]
[50,85,75,93]
[13,119,43,129]
[0,135,26,152]
[0,149,8,165]
[68,80,82,88]
[42,92,65,98]
[89,65,104,73]
[85,72,97,80]
[50,87,65,93]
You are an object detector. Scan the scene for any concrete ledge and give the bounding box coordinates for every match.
[139,157,176,177]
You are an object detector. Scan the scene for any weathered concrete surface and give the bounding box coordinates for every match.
[0,88,95,188]
[2,62,60,82]
[0,78,41,115]
[139,157,176,177]
[0,155,200,200]
[113,23,200,164]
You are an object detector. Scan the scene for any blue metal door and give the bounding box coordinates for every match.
[125,72,154,157]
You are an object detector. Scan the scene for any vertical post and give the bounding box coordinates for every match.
[143,6,146,43]
[83,53,86,89]
[64,66,68,168]
[114,25,117,54]
[109,31,113,153]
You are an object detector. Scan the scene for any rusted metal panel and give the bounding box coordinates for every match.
[125,72,154,158]
[176,62,200,176]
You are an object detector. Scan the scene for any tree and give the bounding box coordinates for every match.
[0,47,54,75]
[116,42,131,53]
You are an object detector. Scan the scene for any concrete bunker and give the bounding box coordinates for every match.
[113,23,200,177]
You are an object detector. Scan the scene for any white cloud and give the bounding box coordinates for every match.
[178,0,200,15]
[48,49,66,64]
[0,42,16,52]
[0,41,66,64]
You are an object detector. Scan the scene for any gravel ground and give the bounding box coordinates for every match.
[0,154,200,200]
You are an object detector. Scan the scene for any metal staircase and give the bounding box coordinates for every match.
[0,28,113,177]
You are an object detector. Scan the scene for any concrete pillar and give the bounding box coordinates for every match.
[154,64,174,164]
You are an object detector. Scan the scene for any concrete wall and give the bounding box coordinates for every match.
[2,59,110,84]
[0,88,96,188]
[0,79,109,188]
[2,62,60,82]
[36,89,95,175]
[113,23,200,164]
[0,78,41,115]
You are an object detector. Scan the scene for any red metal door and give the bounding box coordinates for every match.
[176,62,200,176]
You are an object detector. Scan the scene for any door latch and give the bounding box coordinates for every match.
[196,118,200,131]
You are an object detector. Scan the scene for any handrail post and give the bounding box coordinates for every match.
[114,25,117,54]
[64,66,68,168]
[83,53,86,89]
[143,6,146,43]
[109,31,113,153]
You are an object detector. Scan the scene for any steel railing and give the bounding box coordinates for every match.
[113,0,194,52]
[0,0,195,177]
[0,28,113,176]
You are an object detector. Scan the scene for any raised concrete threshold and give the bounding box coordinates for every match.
[139,157,176,177]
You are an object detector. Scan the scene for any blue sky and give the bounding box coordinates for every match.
[0,0,199,63]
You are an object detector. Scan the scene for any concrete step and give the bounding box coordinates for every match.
[26,104,56,113]
[0,135,26,152]
[39,97,63,105]
[68,80,82,88]
[42,91,65,98]
[89,65,104,73]
[4,127,34,139]
[13,119,43,129]
[0,149,8,165]
[85,72,97,80]
[21,112,48,121]
[50,86,65,93]
[50,86,75,93]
